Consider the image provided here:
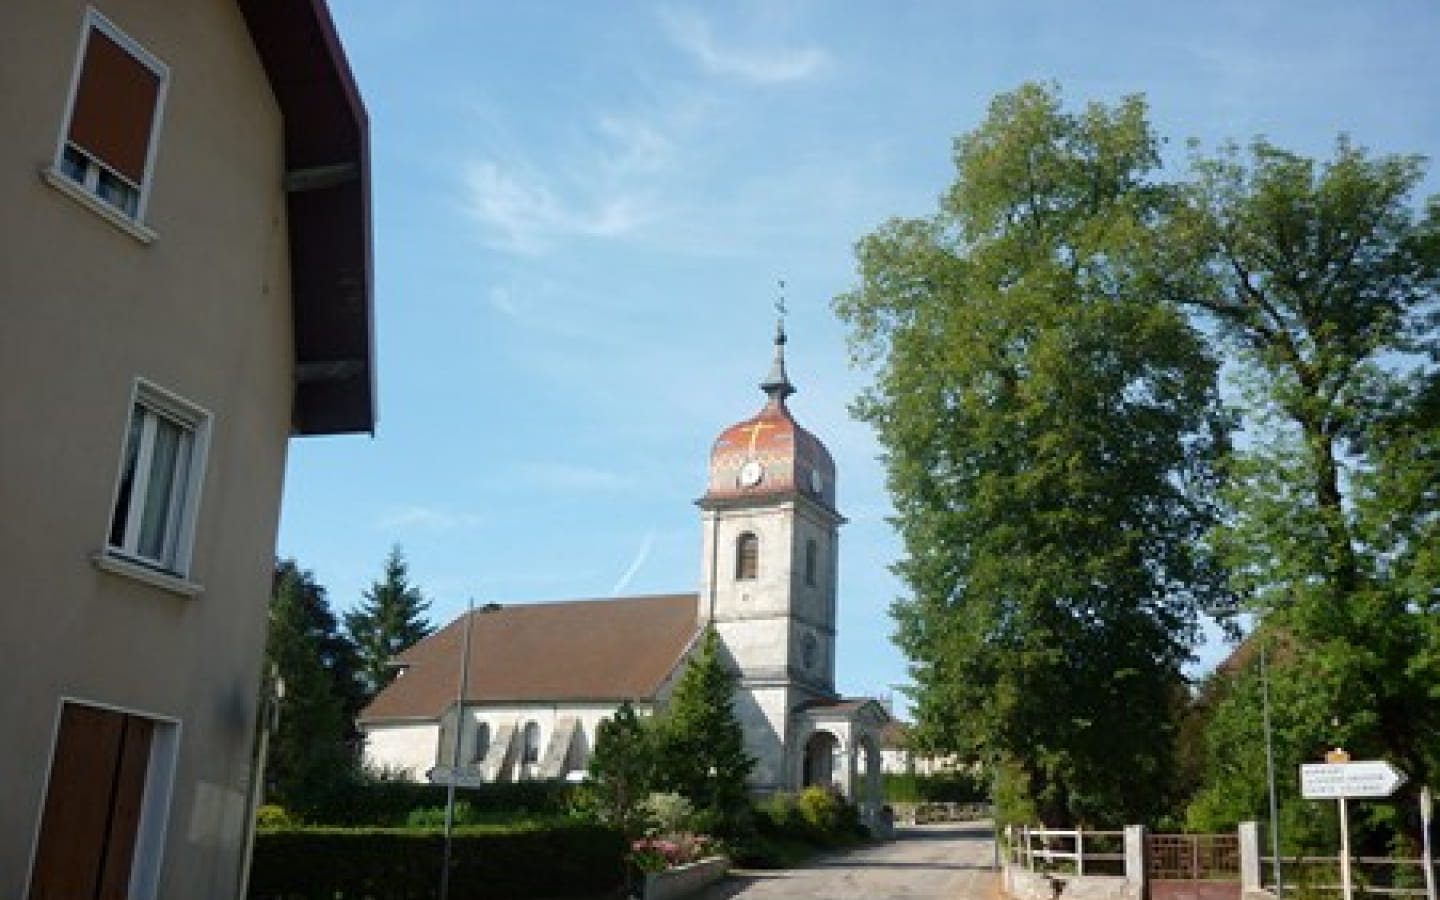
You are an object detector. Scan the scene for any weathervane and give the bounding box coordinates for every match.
[776,279,788,321]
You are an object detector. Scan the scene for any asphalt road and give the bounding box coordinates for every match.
[695,821,1001,900]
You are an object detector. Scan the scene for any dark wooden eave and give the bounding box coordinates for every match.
[236,0,375,435]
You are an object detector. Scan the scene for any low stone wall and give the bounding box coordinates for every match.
[892,801,993,824]
[1003,865,1140,900]
[643,856,729,900]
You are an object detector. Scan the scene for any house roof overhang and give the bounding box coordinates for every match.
[237,0,375,435]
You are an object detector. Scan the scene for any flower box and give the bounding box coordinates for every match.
[641,856,729,900]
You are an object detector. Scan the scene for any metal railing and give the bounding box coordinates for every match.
[1005,824,1128,877]
[1269,855,1438,898]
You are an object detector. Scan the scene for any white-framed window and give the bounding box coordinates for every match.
[106,381,210,577]
[53,8,169,221]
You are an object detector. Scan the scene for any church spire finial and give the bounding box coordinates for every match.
[761,279,796,401]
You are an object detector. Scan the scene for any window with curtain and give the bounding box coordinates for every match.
[107,381,209,576]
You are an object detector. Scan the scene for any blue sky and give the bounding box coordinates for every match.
[279,0,1440,713]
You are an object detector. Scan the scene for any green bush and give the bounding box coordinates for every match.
[797,786,844,834]
[739,788,865,865]
[884,771,987,803]
[297,778,576,827]
[255,804,295,830]
[247,821,626,899]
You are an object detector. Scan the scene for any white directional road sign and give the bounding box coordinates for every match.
[1301,760,1407,800]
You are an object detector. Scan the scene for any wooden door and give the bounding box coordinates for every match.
[28,704,154,900]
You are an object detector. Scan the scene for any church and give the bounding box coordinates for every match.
[358,323,890,817]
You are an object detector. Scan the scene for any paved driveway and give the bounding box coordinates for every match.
[696,821,1000,900]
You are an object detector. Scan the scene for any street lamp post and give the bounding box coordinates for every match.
[1258,638,1283,899]
[1211,609,1284,897]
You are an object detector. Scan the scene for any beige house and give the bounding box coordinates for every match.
[0,1,373,898]
[360,327,891,823]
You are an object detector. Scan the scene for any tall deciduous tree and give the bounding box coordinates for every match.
[835,82,1227,826]
[346,545,433,701]
[1162,137,1440,841]
[266,560,357,813]
[654,628,754,831]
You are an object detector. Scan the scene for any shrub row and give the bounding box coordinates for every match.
[883,771,988,804]
[295,779,576,827]
[247,821,625,900]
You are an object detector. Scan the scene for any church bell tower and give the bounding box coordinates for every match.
[697,319,844,791]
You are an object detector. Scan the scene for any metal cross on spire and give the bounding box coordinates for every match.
[761,279,796,401]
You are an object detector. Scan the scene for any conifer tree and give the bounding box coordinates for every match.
[585,700,656,836]
[345,545,433,701]
[654,628,754,829]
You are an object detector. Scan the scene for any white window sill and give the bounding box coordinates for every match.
[93,552,203,598]
[41,167,157,244]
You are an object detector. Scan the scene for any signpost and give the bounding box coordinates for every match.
[1300,755,1408,900]
[1422,786,1436,900]
[1300,760,1408,799]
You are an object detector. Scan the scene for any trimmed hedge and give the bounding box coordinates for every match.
[883,771,987,804]
[302,779,576,827]
[248,822,626,900]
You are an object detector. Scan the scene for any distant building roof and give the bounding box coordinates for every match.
[359,593,701,722]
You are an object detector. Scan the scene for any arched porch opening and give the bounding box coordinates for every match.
[856,733,883,811]
[801,730,841,789]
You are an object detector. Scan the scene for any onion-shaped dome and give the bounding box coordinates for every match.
[703,321,836,509]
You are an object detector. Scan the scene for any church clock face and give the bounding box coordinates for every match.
[801,631,818,670]
[739,459,764,487]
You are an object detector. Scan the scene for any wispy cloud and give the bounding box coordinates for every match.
[659,7,831,85]
[462,160,656,255]
[375,505,486,532]
[457,7,834,258]
[611,530,657,595]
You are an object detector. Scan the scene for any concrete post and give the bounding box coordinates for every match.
[1125,825,1148,895]
[1239,822,1262,892]
[835,743,855,799]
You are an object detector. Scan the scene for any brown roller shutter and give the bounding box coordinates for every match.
[68,27,161,185]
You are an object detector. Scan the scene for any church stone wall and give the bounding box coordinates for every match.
[731,684,793,792]
[364,722,442,780]
[363,701,651,783]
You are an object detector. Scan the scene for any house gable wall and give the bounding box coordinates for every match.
[0,1,297,897]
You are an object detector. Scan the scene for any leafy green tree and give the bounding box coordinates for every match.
[654,628,755,831]
[1161,137,1440,845]
[834,82,1228,826]
[272,558,364,728]
[266,560,357,815]
[345,545,433,700]
[584,700,657,837]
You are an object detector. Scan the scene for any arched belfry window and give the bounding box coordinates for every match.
[522,721,541,764]
[804,538,818,586]
[473,721,491,763]
[736,532,759,581]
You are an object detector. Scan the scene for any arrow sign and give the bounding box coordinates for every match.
[1301,760,1407,799]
